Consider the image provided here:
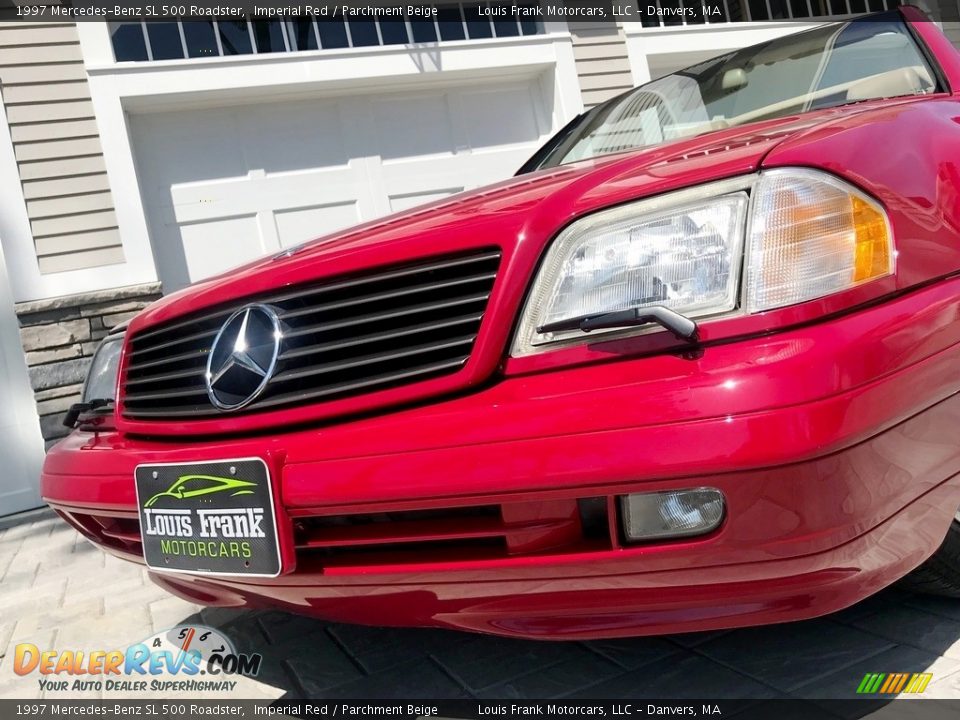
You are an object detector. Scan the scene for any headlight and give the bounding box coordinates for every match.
[512,169,893,356]
[82,335,123,403]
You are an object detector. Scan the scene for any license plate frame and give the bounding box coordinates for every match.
[135,457,281,578]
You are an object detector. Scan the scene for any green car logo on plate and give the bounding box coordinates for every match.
[143,474,257,508]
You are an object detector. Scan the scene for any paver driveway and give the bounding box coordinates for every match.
[3,511,960,711]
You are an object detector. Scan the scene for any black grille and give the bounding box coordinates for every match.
[122,249,501,420]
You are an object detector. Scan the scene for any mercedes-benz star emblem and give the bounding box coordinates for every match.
[205,304,281,411]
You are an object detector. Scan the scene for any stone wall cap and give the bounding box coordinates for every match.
[15,282,163,316]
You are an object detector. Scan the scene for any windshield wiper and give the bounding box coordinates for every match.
[537,305,699,342]
[63,398,114,429]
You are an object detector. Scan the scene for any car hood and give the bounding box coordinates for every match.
[130,101,906,333]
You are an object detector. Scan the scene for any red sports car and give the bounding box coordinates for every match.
[43,8,960,639]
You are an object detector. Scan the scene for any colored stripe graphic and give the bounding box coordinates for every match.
[857,672,932,694]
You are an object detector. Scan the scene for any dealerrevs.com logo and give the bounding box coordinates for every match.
[13,625,262,694]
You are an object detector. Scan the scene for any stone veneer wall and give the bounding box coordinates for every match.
[15,282,162,447]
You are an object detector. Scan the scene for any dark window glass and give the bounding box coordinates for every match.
[252,21,286,52]
[684,0,706,24]
[317,18,349,48]
[659,0,684,25]
[437,6,466,40]
[747,0,769,19]
[463,5,493,38]
[379,20,409,45]
[520,18,541,34]
[519,11,542,35]
[708,0,730,21]
[492,17,520,37]
[146,22,184,60]
[349,19,380,46]
[183,20,218,58]
[410,19,437,42]
[513,2,542,34]
[286,20,318,50]
[110,22,148,61]
[218,20,253,55]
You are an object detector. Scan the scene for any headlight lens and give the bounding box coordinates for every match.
[513,169,893,356]
[82,336,123,403]
[513,180,750,355]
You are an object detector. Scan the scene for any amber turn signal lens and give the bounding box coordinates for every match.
[852,195,893,282]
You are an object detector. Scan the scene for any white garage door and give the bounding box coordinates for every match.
[131,78,553,291]
[0,242,44,517]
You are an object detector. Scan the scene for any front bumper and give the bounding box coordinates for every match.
[43,276,960,638]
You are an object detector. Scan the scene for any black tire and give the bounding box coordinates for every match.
[902,517,960,597]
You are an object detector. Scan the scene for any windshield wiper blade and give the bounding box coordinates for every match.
[537,305,699,342]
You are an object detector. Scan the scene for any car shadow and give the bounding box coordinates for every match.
[168,582,960,717]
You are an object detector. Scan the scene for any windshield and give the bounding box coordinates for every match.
[536,14,938,169]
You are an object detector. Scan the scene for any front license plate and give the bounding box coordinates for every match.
[135,458,281,577]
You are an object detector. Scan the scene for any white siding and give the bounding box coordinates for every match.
[568,22,633,108]
[0,21,124,274]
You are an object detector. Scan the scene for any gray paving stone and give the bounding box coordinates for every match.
[667,629,733,648]
[148,596,203,633]
[0,561,40,593]
[56,605,153,648]
[567,653,778,699]
[329,624,468,674]
[0,577,68,617]
[284,634,367,696]
[0,622,13,661]
[696,619,894,692]
[7,598,104,651]
[902,593,960,623]
[584,637,683,670]
[67,574,147,609]
[433,636,595,692]
[829,589,913,626]
[852,606,960,659]
[475,651,623,699]
[321,659,469,699]
[2,520,57,543]
[37,547,106,573]
[258,610,328,645]
[196,606,251,629]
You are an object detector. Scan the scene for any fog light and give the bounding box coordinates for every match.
[620,488,724,542]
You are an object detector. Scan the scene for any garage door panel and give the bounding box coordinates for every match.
[236,100,349,174]
[373,93,457,161]
[379,151,530,197]
[458,84,545,149]
[169,166,364,225]
[179,214,265,283]
[275,202,360,248]
[132,110,248,191]
[389,187,463,213]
